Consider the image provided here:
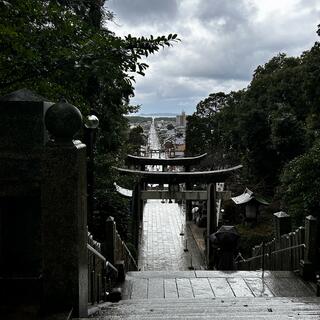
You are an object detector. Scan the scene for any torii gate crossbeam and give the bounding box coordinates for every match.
[115,164,242,267]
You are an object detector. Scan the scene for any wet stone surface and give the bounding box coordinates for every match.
[122,271,317,300]
[138,200,205,271]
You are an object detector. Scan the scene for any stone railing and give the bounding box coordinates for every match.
[237,227,305,271]
[103,216,138,274]
[87,231,118,305]
[236,214,317,280]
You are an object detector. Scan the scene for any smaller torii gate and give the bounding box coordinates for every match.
[126,153,208,219]
[116,159,242,267]
[125,153,207,171]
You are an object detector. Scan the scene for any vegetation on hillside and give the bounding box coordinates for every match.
[126,116,153,123]
[186,26,320,225]
[0,0,178,242]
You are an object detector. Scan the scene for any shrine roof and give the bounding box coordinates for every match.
[231,188,269,205]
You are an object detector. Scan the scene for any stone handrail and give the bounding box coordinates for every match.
[237,227,305,271]
[104,216,138,273]
[87,233,119,305]
[236,214,318,280]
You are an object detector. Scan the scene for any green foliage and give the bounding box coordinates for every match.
[0,0,178,149]
[128,125,146,155]
[280,140,320,226]
[236,223,274,257]
[270,106,306,164]
[166,123,175,130]
[126,116,153,123]
[185,114,209,155]
[186,33,320,199]
[0,0,179,241]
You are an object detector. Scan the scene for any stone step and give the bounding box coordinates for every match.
[122,271,316,300]
[81,297,320,319]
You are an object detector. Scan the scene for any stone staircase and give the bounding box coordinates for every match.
[91,296,320,319]
[80,270,320,319]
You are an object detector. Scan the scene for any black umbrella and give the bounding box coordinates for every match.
[210,225,240,270]
[209,225,239,249]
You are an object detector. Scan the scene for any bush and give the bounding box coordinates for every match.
[236,223,274,257]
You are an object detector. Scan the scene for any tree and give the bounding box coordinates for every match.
[195,92,229,118]
[186,27,320,197]
[128,126,146,155]
[0,0,179,241]
[280,140,320,226]
[166,123,175,130]
[270,105,306,165]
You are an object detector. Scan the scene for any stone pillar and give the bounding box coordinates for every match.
[207,183,217,268]
[185,165,192,221]
[103,216,116,264]
[140,181,145,222]
[274,211,291,249]
[41,100,88,317]
[132,183,141,249]
[300,215,317,280]
[0,89,52,305]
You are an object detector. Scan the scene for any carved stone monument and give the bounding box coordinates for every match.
[0,89,52,306]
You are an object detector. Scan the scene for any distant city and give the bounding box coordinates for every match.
[128,111,187,157]
[134,112,187,117]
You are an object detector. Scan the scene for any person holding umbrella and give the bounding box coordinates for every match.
[210,226,240,270]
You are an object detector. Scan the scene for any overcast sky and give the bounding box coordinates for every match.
[105,0,320,115]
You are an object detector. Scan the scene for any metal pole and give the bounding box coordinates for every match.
[262,241,265,279]
[184,239,188,252]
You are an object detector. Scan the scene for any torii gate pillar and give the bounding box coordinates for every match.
[185,165,193,221]
[207,183,217,268]
[132,183,142,249]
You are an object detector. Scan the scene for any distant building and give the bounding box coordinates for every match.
[176,111,187,127]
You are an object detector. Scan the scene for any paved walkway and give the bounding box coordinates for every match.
[138,200,205,271]
[138,118,205,271]
[123,271,317,300]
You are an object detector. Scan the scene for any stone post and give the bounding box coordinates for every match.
[274,211,291,250]
[139,181,145,222]
[185,165,193,221]
[83,116,99,231]
[103,216,116,264]
[300,215,317,280]
[41,100,88,317]
[132,183,141,249]
[0,89,52,306]
[207,183,217,268]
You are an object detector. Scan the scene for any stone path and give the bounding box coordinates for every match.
[122,271,317,300]
[83,271,319,319]
[138,117,205,271]
[86,295,320,319]
[138,200,205,271]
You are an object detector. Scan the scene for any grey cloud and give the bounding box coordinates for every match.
[132,76,248,114]
[153,11,319,82]
[196,0,256,31]
[107,0,178,25]
[298,0,319,8]
[106,0,320,114]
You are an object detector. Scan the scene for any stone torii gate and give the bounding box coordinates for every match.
[126,153,208,220]
[116,161,242,267]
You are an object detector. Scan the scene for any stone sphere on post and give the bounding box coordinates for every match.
[84,114,99,129]
[45,99,83,144]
